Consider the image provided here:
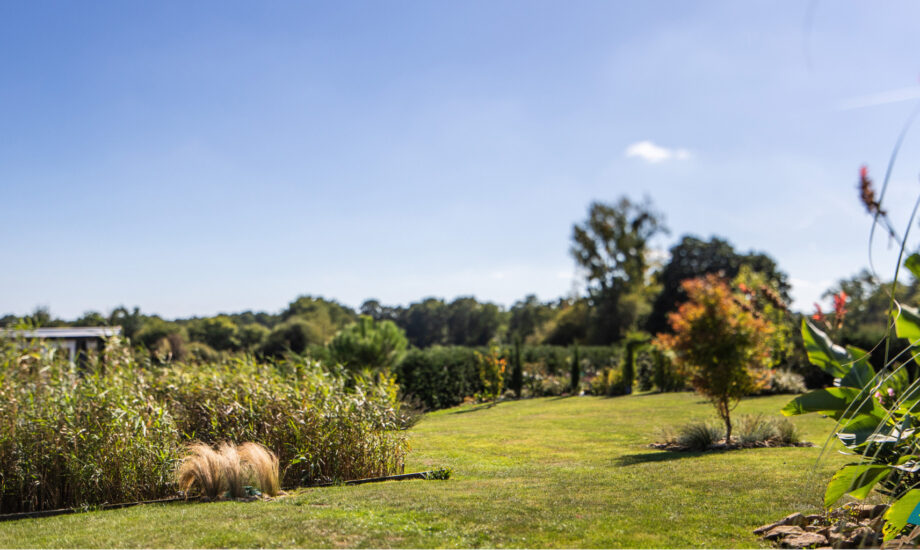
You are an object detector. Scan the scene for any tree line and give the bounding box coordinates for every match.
[5,195,900,378]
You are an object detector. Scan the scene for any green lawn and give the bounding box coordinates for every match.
[0,393,849,548]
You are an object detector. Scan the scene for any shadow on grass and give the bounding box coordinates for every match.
[614,449,728,466]
[449,403,497,415]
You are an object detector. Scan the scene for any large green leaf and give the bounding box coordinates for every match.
[840,346,876,388]
[825,464,892,507]
[802,318,852,378]
[896,304,920,343]
[782,387,882,418]
[837,414,891,447]
[884,489,920,540]
[905,253,920,281]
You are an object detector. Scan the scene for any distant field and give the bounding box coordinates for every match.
[0,393,848,548]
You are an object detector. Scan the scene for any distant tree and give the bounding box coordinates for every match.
[540,299,589,346]
[188,316,240,351]
[282,296,356,325]
[399,298,449,348]
[507,295,554,343]
[73,311,107,326]
[26,307,66,327]
[109,306,145,341]
[238,323,270,351]
[135,317,185,350]
[227,310,278,329]
[329,316,408,371]
[570,197,668,344]
[446,297,502,346]
[360,299,401,322]
[654,274,775,441]
[646,235,790,334]
[259,318,324,357]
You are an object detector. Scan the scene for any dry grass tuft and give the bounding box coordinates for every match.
[177,441,281,500]
[238,442,280,497]
[217,442,244,499]
[177,443,225,500]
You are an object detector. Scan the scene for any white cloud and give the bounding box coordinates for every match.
[836,86,920,111]
[624,140,692,163]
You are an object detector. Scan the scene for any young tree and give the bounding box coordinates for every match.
[654,274,775,441]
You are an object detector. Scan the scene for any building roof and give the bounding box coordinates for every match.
[0,327,122,339]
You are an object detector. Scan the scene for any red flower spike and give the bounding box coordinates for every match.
[812,303,825,322]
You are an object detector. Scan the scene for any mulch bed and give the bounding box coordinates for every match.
[649,439,814,452]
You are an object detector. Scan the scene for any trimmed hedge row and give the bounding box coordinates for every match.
[394,345,623,410]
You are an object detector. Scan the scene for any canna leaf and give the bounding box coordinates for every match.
[884,489,920,541]
[840,346,875,389]
[801,318,852,378]
[896,304,920,343]
[825,464,892,508]
[836,413,892,447]
[905,253,920,281]
[782,387,883,418]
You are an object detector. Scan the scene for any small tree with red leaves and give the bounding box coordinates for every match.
[654,274,775,442]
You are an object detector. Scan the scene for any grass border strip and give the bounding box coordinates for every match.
[0,496,198,523]
[302,469,451,488]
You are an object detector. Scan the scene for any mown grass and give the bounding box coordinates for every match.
[0,392,848,548]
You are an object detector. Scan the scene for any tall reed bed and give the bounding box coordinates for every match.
[0,337,407,513]
[153,357,407,487]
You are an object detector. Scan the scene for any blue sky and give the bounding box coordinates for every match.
[3,1,920,319]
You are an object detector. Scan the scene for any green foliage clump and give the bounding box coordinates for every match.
[650,347,687,392]
[590,367,630,397]
[187,316,240,351]
[394,347,482,410]
[156,356,407,487]
[475,344,506,402]
[260,318,324,356]
[0,335,408,513]
[0,339,181,513]
[329,316,408,371]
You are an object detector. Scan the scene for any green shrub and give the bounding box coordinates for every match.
[650,347,688,392]
[394,347,481,410]
[635,348,655,391]
[185,341,219,363]
[590,367,630,397]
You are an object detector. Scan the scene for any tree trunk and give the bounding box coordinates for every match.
[724,413,732,443]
